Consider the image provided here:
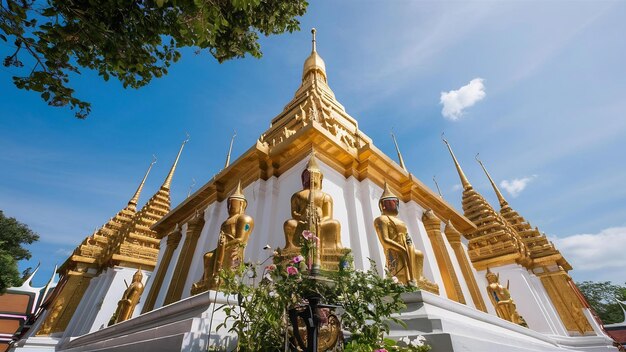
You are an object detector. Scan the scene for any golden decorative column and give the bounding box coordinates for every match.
[108,269,145,325]
[373,182,438,293]
[422,210,465,304]
[141,224,182,313]
[163,210,205,305]
[444,221,487,312]
[535,267,593,334]
[485,269,527,326]
[191,181,254,294]
[37,271,91,335]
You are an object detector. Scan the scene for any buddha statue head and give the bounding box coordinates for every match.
[227,180,247,216]
[302,153,323,191]
[485,268,499,284]
[379,182,400,216]
[132,269,143,283]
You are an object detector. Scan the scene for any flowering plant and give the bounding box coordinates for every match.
[215,253,430,352]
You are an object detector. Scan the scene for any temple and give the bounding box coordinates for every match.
[7,29,620,351]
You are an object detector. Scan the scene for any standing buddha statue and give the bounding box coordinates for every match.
[485,268,527,327]
[108,268,145,326]
[191,181,254,294]
[374,182,438,293]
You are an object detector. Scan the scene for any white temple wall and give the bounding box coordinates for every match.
[154,223,189,309]
[64,269,109,337]
[527,271,569,335]
[358,179,386,273]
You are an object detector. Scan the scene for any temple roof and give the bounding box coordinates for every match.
[443,138,530,270]
[153,29,475,236]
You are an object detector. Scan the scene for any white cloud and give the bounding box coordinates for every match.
[451,184,463,192]
[499,175,536,197]
[552,227,626,272]
[440,78,486,120]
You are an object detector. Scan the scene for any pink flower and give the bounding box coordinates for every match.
[373,349,388,352]
[391,276,399,284]
[287,266,299,276]
[292,255,304,264]
[302,230,318,241]
[266,264,276,271]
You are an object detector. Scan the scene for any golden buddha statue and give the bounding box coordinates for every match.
[191,181,254,294]
[485,268,527,326]
[108,269,144,326]
[374,182,438,293]
[283,153,342,252]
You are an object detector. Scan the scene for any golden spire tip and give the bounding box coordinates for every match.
[390,131,408,172]
[311,28,317,52]
[129,155,157,207]
[441,132,472,190]
[475,153,508,207]
[162,134,189,190]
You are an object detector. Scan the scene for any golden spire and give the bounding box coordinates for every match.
[302,28,327,81]
[128,155,157,207]
[162,133,189,190]
[441,133,472,190]
[390,131,408,172]
[433,175,443,198]
[380,181,396,200]
[475,153,508,207]
[224,130,237,168]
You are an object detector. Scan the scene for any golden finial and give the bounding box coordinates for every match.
[441,133,472,190]
[311,28,317,53]
[187,178,196,198]
[380,181,396,201]
[229,180,246,201]
[302,28,326,81]
[475,153,508,207]
[224,130,237,168]
[433,175,443,198]
[129,155,157,207]
[162,133,189,190]
[390,131,408,172]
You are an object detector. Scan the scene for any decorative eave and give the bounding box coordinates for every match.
[153,122,475,236]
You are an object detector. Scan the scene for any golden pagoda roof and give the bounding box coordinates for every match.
[153,31,476,237]
[475,156,571,270]
[443,139,530,270]
[99,137,187,270]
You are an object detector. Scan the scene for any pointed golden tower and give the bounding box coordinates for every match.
[37,157,158,336]
[100,136,188,270]
[442,137,529,270]
[475,155,593,334]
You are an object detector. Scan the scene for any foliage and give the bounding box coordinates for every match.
[577,281,626,325]
[215,251,431,352]
[0,210,39,293]
[1,0,308,118]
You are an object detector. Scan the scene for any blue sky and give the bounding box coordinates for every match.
[1,1,625,286]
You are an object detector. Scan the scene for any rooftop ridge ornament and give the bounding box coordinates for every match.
[129,155,157,207]
[224,130,237,169]
[475,153,508,207]
[162,133,189,190]
[433,175,443,198]
[390,131,407,172]
[441,133,472,190]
